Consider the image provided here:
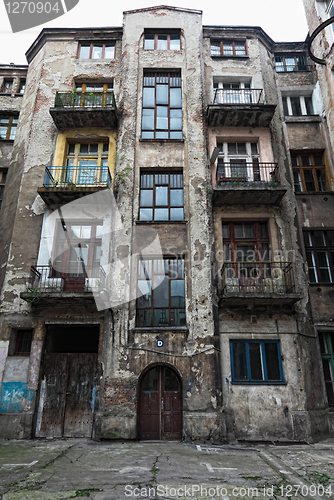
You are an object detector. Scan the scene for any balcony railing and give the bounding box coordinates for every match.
[216,162,280,187]
[54,91,116,109]
[222,261,295,294]
[43,166,111,188]
[27,265,106,293]
[213,88,264,105]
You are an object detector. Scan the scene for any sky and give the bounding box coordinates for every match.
[0,0,309,65]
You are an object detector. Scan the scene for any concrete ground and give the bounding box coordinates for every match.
[0,438,333,500]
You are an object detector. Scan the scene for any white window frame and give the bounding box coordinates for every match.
[213,80,252,104]
[217,141,260,181]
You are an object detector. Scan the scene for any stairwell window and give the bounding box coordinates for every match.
[230,340,284,384]
[142,71,182,140]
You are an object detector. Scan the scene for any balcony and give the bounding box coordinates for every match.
[49,91,118,129]
[220,261,302,307]
[207,89,276,127]
[212,162,286,206]
[21,265,106,306]
[37,166,112,208]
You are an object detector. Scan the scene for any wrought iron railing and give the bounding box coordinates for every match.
[222,261,295,294]
[27,265,106,293]
[213,88,264,105]
[216,162,280,187]
[54,91,116,109]
[43,166,111,188]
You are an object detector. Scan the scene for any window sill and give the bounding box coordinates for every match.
[284,115,321,123]
[295,191,333,195]
[211,55,249,60]
[0,139,14,143]
[139,138,184,143]
[231,381,287,385]
[133,327,189,333]
[136,219,187,224]
[309,283,334,286]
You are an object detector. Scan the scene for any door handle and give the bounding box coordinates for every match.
[161,399,164,410]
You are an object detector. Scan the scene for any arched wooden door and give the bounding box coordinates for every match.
[139,366,182,440]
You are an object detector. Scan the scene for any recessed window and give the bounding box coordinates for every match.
[142,71,182,140]
[144,32,180,51]
[217,142,261,184]
[0,115,18,140]
[136,258,186,327]
[282,95,314,116]
[19,78,26,94]
[211,40,247,57]
[319,332,334,406]
[291,151,329,192]
[139,172,184,222]
[303,230,334,283]
[222,221,269,262]
[1,78,13,93]
[0,170,7,208]
[78,42,115,59]
[275,55,307,72]
[230,340,284,384]
[64,142,109,185]
[73,82,114,107]
[11,330,33,356]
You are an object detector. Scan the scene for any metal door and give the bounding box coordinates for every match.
[139,366,182,440]
[35,353,97,438]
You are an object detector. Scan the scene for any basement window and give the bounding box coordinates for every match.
[230,340,285,384]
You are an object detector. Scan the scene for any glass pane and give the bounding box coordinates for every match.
[232,343,248,381]
[244,223,255,238]
[303,170,316,191]
[285,57,295,71]
[142,368,159,391]
[313,154,324,166]
[153,308,169,326]
[170,189,183,206]
[235,43,246,56]
[144,35,154,50]
[142,109,154,130]
[92,46,102,59]
[170,88,182,107]
[171,280,185,307]
[170,109,182,130]
[156,186,168,206]
[327,231,334,247]
[153,275,169,307]
[81,226,91,239]
[275,57,284,72]
[265,343,281,380]
[293,170,303,192]
[170,208,184,220]
[137,279,151,307]
[314,231,325,247]
[156,107,168,129]
[143,87,155,107]
[170,35,180,50]
[139,208,153,221]
[157,131,169,139]
[301,155,311,166]
[154,208,169,220]
[157,36,168,50]
[316,169,328,191]
[142,131,154,139]
[305,97,314,115]
[156,84,168,104]
[105,46,115,59]
[140,189,153,207]
[170,131,182,139]
[80,46,90,58]
[283,97,289,116]
[291,97,302,115]
[164,368,179,391]
[260,222,268,239]
[249,343,263,381]
[223,43,233,56]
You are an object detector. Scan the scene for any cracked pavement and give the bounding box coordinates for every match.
[0,438,333,500]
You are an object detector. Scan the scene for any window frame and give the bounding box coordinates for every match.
[230,340,285,384]
[1,78,13,93]
[319,332,334,407]
[222,220,270,262]
[0,170,7,209]
[303,229,334,284]
[210,40,248,58]
[0,115,18,141]
[275,54,307,72]
[139,171,184,222]
[78,42,115,60]
[9,329,33,357]
[282,95,315,117]
[141,71,182,140]
[144,32,181,51]
[291,151,330,193]
[136,257,186,328]
[73,82,114,107]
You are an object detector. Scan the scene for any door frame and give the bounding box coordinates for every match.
[137,363,183,440]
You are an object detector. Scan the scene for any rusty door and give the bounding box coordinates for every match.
[35,353,97,438]
[139,366,182,440]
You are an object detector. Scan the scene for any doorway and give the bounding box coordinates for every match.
[35,325,99,438]
[139,365,182,440]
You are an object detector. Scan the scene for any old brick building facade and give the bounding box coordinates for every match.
[0,5,332,442]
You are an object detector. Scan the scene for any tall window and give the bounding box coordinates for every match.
[211,40,247,57]
[213,81,252,104]
[275,55,307,72]
[303,230,334,283]
[0,115,18,140]
[319,332,334,406]
[19,79,26,94]
[291,152,329,192]
[142,72,182,139]
[74,82,113,107]
[230,340,284,384]
[282,95,314,116]
[139,172,184,221]
[78,42,115,59]
[223,221,269,262]
[65,142,109,185]
[53,220,103,278]
[217,142,260,183]
[144,32,180,50]
[136,258,186,327]
[0,170,7,208]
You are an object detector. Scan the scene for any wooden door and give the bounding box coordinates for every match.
[139,366,182,440]
[35,353,97,438]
